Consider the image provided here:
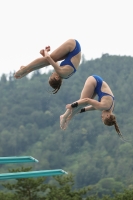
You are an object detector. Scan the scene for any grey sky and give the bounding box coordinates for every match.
[0,0,133,76]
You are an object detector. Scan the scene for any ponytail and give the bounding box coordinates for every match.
[104,114,128,142]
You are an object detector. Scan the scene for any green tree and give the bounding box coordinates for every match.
[45,174,92,200]
[2,167,47,200]
[2,167,93,200]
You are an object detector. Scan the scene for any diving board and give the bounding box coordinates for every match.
[0,156,38,164]
[0,169,68,180]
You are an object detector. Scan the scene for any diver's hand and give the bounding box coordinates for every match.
[39,46,50,57]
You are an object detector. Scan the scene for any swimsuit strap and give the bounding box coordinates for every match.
[104,93,115,111]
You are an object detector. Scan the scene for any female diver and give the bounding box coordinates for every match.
[60,75,126,141]
[14,39,81,94]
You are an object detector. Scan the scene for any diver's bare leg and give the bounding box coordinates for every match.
[14,39,77,79]
[60,106,83,130]
[60,109,72,130]
[14,59,49,79]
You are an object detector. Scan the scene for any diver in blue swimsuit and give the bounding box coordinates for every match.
[92,75,115,111]
[60,40,81,79]
[60,75,126,141]
[14,39,81,94]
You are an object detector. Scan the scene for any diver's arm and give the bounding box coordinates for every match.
[44,51,64,76]
[66,98,108,111]
[81,105,96,112]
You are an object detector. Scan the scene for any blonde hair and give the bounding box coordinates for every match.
[104,114,127,142]
[48,76,62,94]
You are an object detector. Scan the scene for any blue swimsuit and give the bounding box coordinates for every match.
[93,75,115,111]
[60,40,81,79]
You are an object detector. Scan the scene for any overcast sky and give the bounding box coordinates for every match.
[0,0,133,76]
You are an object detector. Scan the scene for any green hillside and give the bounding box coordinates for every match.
[0,54,133,196]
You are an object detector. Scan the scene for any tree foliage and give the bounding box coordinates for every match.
[0,55,133,197]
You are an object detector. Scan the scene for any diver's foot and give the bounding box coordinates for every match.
[63,119,70,130]
[14,66,31,79]
[60,115,67,130]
